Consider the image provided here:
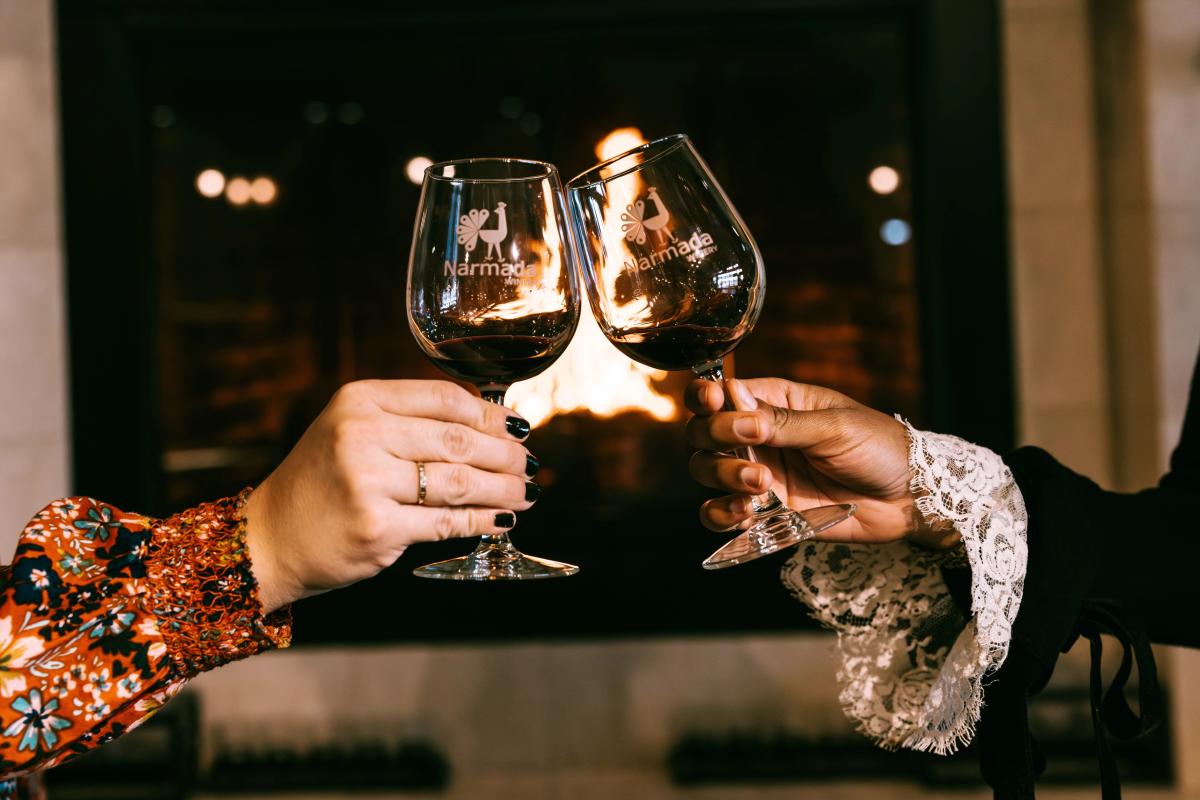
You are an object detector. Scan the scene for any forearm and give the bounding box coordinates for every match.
[1004,446,1200,653]
[0,492,290,780]
[1091,486,1198,647]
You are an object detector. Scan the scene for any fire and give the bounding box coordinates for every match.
[505,127,682,428]
[593,127,648,162]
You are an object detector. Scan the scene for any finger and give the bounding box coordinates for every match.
[699,495,755,532]
[686,412,760,451]
[375,416,533,477]
[353,380,531,441]
[687,406,847,451]
[398,504,521,543]
[684,380,725,416]
[688,452,772,494]
[392,461,537,510]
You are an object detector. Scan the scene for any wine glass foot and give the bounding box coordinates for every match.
[413,540,579,581]
[702,503,856,570]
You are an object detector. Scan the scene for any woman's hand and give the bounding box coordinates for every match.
[244,380,539,612]
[686,378,953,547]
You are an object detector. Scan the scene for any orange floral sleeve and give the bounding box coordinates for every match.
[0,490,291,797]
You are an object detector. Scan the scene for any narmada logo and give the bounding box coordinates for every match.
[620,187,677,245]
[456,202,509,260]
[617,186,718,273]
[445,200,536,281]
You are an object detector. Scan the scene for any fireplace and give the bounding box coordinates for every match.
[58,0,1013,642]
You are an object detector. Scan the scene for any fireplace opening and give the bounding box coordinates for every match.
[59,2,1013,642]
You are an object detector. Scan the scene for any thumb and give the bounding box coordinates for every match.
[751,402,847,452]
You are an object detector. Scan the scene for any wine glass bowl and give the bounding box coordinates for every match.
[567,134,855,569]
[568,135,762,375]
[407,157,581,580]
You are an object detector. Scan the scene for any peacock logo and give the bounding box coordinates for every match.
[445,200,537,282]
[456,202,509,260]
[620,187,676,246]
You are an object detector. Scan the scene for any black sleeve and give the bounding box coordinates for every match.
[1003,343,1200,660]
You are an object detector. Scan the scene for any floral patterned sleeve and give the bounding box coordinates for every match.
[0,490,291,796]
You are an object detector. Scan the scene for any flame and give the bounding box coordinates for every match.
[505,127,682,428]
[505,298,679,427]
[594,127,648,162]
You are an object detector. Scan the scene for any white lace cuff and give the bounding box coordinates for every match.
[781,419,1028,754]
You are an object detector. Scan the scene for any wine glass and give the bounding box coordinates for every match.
[407,157,581,580]
[566,134,855,570]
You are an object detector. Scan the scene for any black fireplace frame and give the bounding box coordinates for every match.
[56,0,1014,640]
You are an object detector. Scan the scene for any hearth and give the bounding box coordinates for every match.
[58,0,1013,641]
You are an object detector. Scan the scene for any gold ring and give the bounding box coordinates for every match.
[416,461,428,506]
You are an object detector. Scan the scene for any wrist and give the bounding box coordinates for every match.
[243,481,293,614]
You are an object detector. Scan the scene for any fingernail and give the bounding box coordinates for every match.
[494,512,516,529]
[507,416,530,439]
[730,380,758,410]
[525,482,541,502]
[732,415,761,440]
[735,496,754,515]
[739,466,765,490]
[525,453,540,477]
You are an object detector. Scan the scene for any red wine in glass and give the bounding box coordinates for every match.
[607,324,742,372]
[427,333,565,385]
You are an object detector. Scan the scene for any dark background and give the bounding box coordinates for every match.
[56,0,1012,642]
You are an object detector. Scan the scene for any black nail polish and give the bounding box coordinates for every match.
[525,482,541,502]
[506,416,530,439]
[525,453,540,477]
[494,512,516,529]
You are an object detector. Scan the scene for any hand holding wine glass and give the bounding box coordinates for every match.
[682,378,957,548]
[244,379,539,612]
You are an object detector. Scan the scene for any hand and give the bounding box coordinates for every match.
[686,378,953,547]
[244,380,539,612]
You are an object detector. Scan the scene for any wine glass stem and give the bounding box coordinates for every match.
[479,386,517,549]
[695,362,784,516]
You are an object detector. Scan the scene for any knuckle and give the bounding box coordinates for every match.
[770,405,791,433]
[431,508,464,541]
[482,401,506,431]
[330,419,364,462]
[503,474,527,505]
[441,424,474,460]
[333,380,368,408]
[443,464,475,504]
[352,506,387,548]
[506,443,528,475]
[432,381,469,414]
[371,551,397,571]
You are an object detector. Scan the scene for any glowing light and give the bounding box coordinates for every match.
[520,112,542,136]
[225,177,252,206]
[869,166,901,195]
[150,105,176,128]
[595,127,648,162]
[880,218,912,246]
[247,176,276,205]
[405,156,434,185]
[303,101,329,124]
[195,169,226,198]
